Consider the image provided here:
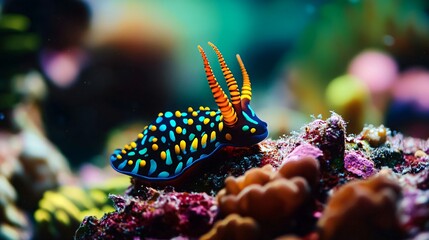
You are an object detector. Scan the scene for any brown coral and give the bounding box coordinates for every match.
[317,173,402,240]
[200,214,260,240]
[214,157,319,238]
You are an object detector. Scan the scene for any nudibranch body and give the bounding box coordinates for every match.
[110,42,268,181]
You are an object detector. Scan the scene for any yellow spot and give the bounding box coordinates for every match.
[144,126,148,130]
[199,106,205,111]
[188,118,194,125]
[205,107,210,110]
[219,122,224,132]
[201,134,208,147]
[191,137,199,150]
[203,118,210,125]
[121,150,126,154]
[175,145,180,155]
[152,144,158,151]
[210,111,217,117]
[124,144,131,150]
[150,125,157,131]
[158,112,163,117]
[138,133,143,139]
[130,142,137,148]
[225,133,232,141]
[175,111,182,118]
[250,128,256,133]
[220,115,224,121]
[116,155,122,160]
[210,131,216,142]
[140,160,146,167]
[128,160,133,165]
[180,140,186,151]
[176,126,183,134]
[152,137,158,142]
[188,107,194,112]
[160,151,166,160]
[192,111,198,117]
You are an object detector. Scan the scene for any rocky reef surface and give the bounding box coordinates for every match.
[75,113,429,240]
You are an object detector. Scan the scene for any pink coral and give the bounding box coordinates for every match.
[344,150,377,178]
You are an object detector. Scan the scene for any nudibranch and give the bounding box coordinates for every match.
[110,42,268,181]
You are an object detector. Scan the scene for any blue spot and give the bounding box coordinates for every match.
[169,131,176,142]
[149,159,157,175]
[170,119,176,127]
[143,129,148,135]
[186,157,193,167]
[177,155,183,161]
[158,171,170,178]
[182,128,187,135]
[205,111,210,115]
[156,116,163,124]
[0,113,4,120]
[161,136,166,143]
[183,118,188,124]
[139,148,147,155]
[181,112,188,117]
[196,125,202,131]
[159,124,167,131]
[242,125,249,131]
[165,112,173,118]
[175,162,183,175]
[141,136,147,145]
[210,122,214,128]
[118,160,127,170]
[215,115,221,122]
[131,159,140,174]
[215,142,221,148]
[189,133,195,141]
[242,111,258,125]
[127,151,135,156]
[149,136,155,142]
[200,154,208,159]
[110,154,117,161]
[165,149,173,165]
[248,105,256,117]
[198,116,205,122]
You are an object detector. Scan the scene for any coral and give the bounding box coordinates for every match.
[370,145,404,169]
[300,112,346,173]
[344,150,377,178]
[358,124,388,147]
[75,113,429,240]
[317,173,402,240]
[215,156,319,238]
[75,188,217,239]
[200,214,260,240]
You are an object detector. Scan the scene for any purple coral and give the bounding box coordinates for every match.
[344,150,377,178]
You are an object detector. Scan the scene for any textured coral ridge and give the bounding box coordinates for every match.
[76,113,429,240]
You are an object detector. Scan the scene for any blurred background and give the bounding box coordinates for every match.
[0,0,429,238]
